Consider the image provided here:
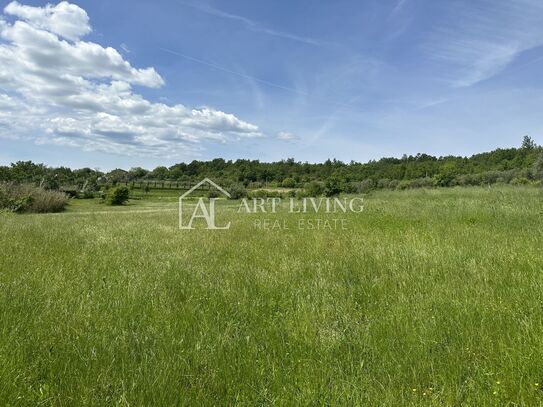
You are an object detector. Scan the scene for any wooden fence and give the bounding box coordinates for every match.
[110,180,211,191]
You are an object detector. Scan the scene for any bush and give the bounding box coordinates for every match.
[510,177,530,185]
[397,180,411,190]
[480,171,502,185]
[281,178,296,188]
[78,190,95,199]
[377,179,390,189]
[304,181,324,197]
[0,183,68,213]
[534,153,543,181]
[409,177,434,189]
[324,178,343,197]
[207,190,221,199]
[104,186,130,205]
[62,189,79,198]
[348,179,374,193]
[388,180,400,189]
[453,174,480,187]
[228,184,247,200]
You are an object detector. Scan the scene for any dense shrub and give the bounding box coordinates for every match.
[281,178,296,188]
[377,179,391,189]
[0,183,68,213]
[324,178,342,197]
[433,173,455,187]
[104,186,130,205]
[510,177,530,185]
[207,190,221,199]
[347,179,374,193]
[453,174,480,186]
[388,180,400,189]
[534,153,543,181]
[228,184,247,200]
[480,171,502,185]
[409,177,434,189]
[304,181,324,197]
[77,190,95,199]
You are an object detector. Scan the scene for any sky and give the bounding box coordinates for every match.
[0,0,542,170]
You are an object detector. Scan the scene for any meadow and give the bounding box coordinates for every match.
[1,186,543,405]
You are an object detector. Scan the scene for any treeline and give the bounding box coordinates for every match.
[1,137,542,193]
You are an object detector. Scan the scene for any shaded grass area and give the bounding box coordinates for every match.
[1,186,543,405]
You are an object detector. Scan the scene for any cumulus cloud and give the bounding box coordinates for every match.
[4,1,91,41]
[0,1,262,157]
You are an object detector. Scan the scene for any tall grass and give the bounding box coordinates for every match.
[0,183,69,213]
[0,186,542,404]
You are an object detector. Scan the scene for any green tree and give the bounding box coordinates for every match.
[107,169,128,184]
[128,167,148,180]
[150,166,169,180]
[522,135,536,150]
[105,186,130,205]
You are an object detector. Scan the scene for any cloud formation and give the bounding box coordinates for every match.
[180,1,337,48]
[277,131,298,142]
[0,1,262,157]
[4,1,91,41]
[426,0,543,87]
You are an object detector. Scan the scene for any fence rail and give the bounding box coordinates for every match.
[106,180,212,190]
[49,179,215,192]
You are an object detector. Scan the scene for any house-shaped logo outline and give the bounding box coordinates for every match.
[179,178,231,230]
[179,178,231,200]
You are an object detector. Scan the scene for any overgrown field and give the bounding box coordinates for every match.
[1,186,543,405]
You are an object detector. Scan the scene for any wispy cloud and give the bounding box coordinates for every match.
[391,0,408,15]
[160,47,360,110]
[425,0,543,87]
[180,1,337,48]
[277,131,298,142]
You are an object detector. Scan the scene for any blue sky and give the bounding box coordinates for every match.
[0,0,542,170]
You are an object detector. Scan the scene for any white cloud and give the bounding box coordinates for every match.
[4,1,91,41]
[0,2,263,157]
[0,20,164,88]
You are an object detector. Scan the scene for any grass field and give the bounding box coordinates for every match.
[1,186,543,405]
